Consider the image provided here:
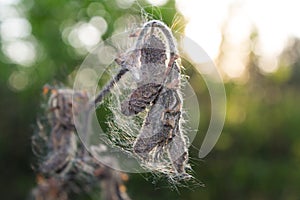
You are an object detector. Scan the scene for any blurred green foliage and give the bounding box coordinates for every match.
[1,0,300,200]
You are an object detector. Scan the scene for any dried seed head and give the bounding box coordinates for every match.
[140,35,167,64]
[39,89,89,175]
[115,50,141,81]
[47,89,88,128]
[121,83,162,116]
[107,20,190,179]
[33,87,132,199]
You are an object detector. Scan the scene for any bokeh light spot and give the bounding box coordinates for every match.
[116,0,135,9]
[146,0,168,6]
[90,16,107,35]
[2,40,36,66]
[0,17,31,40]
[78,23,101,47]
[8,70,29,91]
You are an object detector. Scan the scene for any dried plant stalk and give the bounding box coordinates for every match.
[31,87,131,200]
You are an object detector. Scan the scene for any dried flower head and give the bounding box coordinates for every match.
[103,20,191,179]
[31,86,131,200]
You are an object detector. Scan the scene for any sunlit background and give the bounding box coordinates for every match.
[1,0,300,199]
[2,0,300,88]
[177,0,300,79]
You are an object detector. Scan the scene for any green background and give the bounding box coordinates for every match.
[1,0,300,199]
